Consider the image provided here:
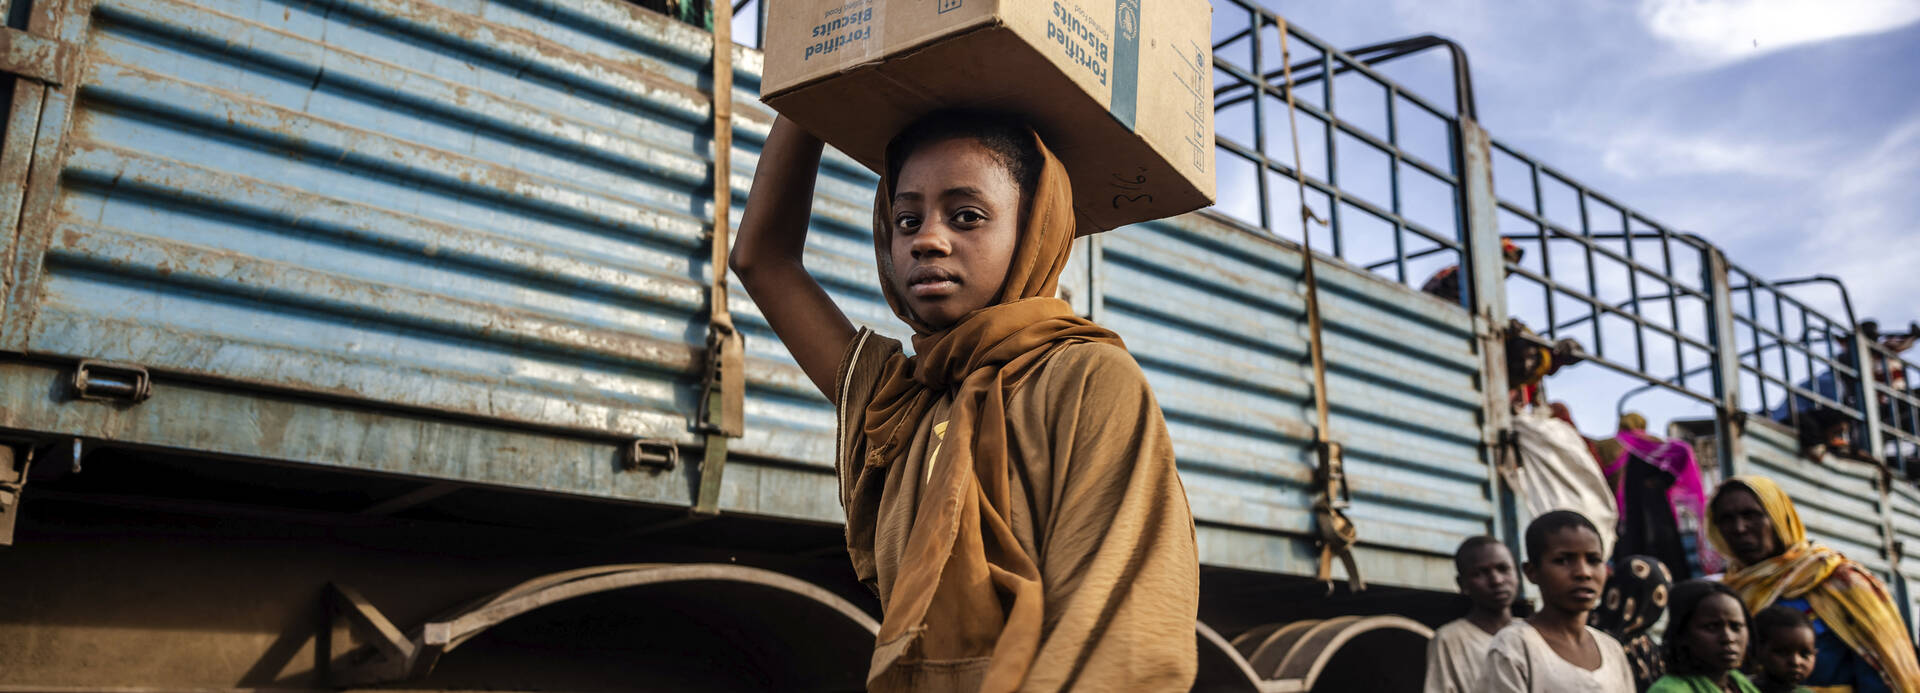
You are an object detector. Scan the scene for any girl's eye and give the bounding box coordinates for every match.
[954,210,985,224]
[896,215,920,231]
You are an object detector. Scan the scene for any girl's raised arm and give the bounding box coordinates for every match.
[730,116,857,400]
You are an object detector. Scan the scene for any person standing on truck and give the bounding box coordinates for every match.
[1477,510,1635,693]
[1425,536,1518,693]
[1707,476,1920,692]
[729,113,1199,692]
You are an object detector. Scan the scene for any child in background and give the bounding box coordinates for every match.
[1649,580,1760,693]
[1477,510,1634,693]
[1425,536,1518,693]
[1748,605,1816,693]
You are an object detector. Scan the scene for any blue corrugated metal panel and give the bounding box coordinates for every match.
[1101,213,1488,589]
[1893,485,1920,640]
[0,0,903,475]
[0,0,906,525]
[1741,421,1891,576]
[1894,485,1920,562]
[8,0,721,439]
[0,0,1493,588]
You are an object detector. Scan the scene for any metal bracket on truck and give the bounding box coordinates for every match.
[71,360,152,403]
[0,26,77,87]
[623,438,680,472]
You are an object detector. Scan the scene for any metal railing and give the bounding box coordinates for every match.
[1204,2,1919,478]
[1728,268,1868,447]
[1210,0,1469,292]
[719,0,1919,477]
[1486,137,1720,407]
[1874,338,1920,470]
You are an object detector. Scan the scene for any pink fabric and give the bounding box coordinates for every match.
[1610,429,1721,574]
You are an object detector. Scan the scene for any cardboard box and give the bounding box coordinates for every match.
[761,0,1214,234]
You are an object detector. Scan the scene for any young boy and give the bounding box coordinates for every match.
[1478,510,1634,693]
[731,113,1199,692]
[1748,605,1816,693]
[1425,536,1518,693]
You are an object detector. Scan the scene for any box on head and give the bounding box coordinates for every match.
[761,0,1216,235]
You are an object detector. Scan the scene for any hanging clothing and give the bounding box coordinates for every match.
[1597,437,1629,494]
[835,129,1199,692]
[1596,413,1652,497]
[1708,476,1920,693]
[1477,621,1635,693]
[1616,458,1692,581]
[1645,671,1761,693]
[1609,426,1712,579]
[1550,402,1606,469]
[1590,555,1675,692]
[1425,618,1499,693]
[1509,406,1619,561]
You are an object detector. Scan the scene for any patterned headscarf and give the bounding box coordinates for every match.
[1708,476,1920,690]
[1591,554,1675,689]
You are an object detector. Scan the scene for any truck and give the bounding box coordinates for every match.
[0,0,1914,690]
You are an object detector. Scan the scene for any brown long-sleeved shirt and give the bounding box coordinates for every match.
[834,327,1199,692]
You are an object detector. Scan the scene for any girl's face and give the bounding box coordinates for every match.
[1524,527,1606,615]
[1758,624,1816,684]
[1683,593,1749,675]
[888,137,1023,329]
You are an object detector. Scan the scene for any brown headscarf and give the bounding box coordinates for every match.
[860,129,1123,690]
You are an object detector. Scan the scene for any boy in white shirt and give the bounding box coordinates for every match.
[1478,510,1633,693]
[1425,536,1518,693]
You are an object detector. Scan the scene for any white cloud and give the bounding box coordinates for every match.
[1798,118,1920,323]
[1640,0,1920,62]
[1598,126,1824,180]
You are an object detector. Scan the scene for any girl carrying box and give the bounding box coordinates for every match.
[730,112,1199,692]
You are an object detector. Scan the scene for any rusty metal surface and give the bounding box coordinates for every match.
[0,26,73,85]
[0,76,43,332]
[0,0,850,456]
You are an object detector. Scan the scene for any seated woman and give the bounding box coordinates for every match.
[1707,476,1920,692]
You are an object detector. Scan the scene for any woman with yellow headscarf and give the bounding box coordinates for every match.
[1708,476,1920,692]
[732,113,1200,692]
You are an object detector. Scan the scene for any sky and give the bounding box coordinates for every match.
[1202,0,1920,440]
[736,0,1920,441]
